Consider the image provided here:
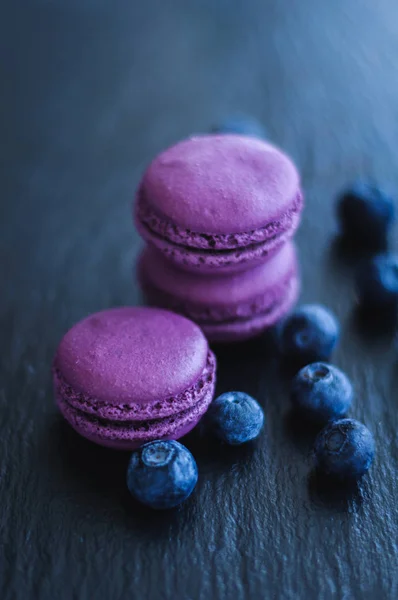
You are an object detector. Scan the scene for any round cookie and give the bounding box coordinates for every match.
[135,134,303,273]
[138,242,300,342]
[53,307,216,449]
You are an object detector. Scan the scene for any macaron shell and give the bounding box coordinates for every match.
[140,134,300,234]
[53,307,208,406]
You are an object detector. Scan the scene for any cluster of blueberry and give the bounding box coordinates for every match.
[126,118,396,510]
[127,393,265,510]
[339,181,398,310]
[281,306,374,479]
[283,176,397,473]
[127,392,264,509]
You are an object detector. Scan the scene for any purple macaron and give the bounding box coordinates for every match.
[138,242,300,342]
[135,134,303,273]
[53,307,216,449]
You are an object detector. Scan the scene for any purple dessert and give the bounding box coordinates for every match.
[134,134,303,273]
[53,307,216,449]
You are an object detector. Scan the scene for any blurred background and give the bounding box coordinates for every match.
[3,0,398,322]
[3,2,398,306]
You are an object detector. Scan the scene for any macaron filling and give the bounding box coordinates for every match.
[136,187,303,252]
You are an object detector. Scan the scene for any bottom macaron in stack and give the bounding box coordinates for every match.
[138,242,299,343]
[53,307,216,449]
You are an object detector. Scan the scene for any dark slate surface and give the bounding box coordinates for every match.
[2,1,398,598]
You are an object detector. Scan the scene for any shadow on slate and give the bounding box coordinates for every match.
[47,417,191,535]
[283,408,325,456]
[349,305,398,344]
[48,417,129,498]
[307,469,369,513]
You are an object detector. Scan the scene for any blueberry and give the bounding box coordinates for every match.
[291,362,353,422]
[356,253,398,309]
[279,305,340,366]
[126,440,198,509]
[337,181,394,247]
[314,418,375,479]
[211,115,266,139]
[206,392,264,445]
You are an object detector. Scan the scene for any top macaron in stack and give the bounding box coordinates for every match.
[135,134,304,342]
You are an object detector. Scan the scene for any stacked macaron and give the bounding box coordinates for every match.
[135,134,304,342]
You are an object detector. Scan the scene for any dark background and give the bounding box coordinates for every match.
[2,1,398,598]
